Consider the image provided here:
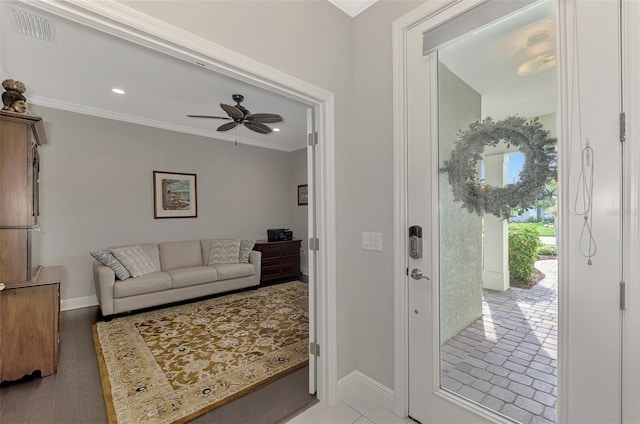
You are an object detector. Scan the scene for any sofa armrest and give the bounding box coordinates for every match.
[93,261,116,316]
[249,250,261,285]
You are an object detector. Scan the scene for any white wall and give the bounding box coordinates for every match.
[437,63,483,343]
[34,104,297,301]
[351,0,426,389]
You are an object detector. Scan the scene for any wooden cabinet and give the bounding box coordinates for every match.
[0,111,46,283]
[0,112,57,383]
[253,239,302,284]
[0,266,62,382]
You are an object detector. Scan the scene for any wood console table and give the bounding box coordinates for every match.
[0,265,62,383]
[253,239,302,284]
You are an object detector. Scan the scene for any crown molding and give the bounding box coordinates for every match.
[30,96,294,152]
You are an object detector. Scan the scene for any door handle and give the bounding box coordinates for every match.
[410,268,430,281]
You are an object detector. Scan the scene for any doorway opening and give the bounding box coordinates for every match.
[6,0,337,410]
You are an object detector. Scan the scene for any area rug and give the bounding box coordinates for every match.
[93,281,309,424]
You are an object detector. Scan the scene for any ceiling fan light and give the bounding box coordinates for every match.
[272,128,280,132]
[111,88,125,94]
[517,53,556,76]
[189,95,282,135]
[515,37,556,76]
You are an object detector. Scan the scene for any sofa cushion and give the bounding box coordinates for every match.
[200,239,216,264]
[159,241,203,271]
[90,249,131,280]
[111,245,158,277]
[239,240,256,263]
[211,263,254,280]
[113,271,171,298]
[138,243,161,270]
[166,266,218,288]
[208,239,240,265]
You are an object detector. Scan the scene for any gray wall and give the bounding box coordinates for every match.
[120,0,359,378]
[437,63,483,343]
[290,148,308,274]
[351,0,425,388]
[33,105,298,301]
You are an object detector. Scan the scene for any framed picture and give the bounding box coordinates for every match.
[153,171,198,218]
[298,184,308,206]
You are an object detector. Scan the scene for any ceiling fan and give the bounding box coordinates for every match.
[187,94,283,134]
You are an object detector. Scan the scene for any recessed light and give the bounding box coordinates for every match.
[272,128,280,132]
[111,88,125,95]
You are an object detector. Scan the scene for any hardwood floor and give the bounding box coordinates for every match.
[0,306,317,424]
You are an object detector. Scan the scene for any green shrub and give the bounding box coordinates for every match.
[537,244,558,256]
[508,224,542,281]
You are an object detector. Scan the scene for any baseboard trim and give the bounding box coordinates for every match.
[61,295,98,311]
[337,370,395,413]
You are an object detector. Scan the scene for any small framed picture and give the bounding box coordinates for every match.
[153,171,198,218]
[298,184,308,206]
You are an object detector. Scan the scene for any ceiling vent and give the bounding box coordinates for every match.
[11,7,56,43]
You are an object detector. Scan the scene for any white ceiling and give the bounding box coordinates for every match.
[1,2,311,152]
[439,0,556,119]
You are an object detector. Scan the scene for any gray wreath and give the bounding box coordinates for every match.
[440,116,557,220]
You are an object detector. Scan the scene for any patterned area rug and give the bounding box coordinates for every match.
[93,281,309,424]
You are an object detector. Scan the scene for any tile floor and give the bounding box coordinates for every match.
[286,393,413,424]
[288,260,558,424]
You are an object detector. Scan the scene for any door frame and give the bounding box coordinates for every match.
[623,0,640,422]
[21,0,339,406]
[392,0,569,419]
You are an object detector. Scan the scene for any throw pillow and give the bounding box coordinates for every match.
[110,245,158,278]
[89,249,131,280]
[239,240,255,263]
[208,239,241,265]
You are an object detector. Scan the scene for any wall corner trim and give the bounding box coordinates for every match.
[337,370,395,413]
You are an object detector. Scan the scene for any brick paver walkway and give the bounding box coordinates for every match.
[441,260,558,424]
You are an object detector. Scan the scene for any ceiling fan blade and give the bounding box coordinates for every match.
[217,122,239,132]
[220,103,244,120]
[244,121,272,134]
[245,113,283,124]
[187,115,232,119]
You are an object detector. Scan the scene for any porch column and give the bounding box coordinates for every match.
[482,154,509,291]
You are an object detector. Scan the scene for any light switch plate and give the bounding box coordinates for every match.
[362,232,382,251]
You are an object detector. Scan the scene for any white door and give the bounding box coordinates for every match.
[406,17,495,422]
[404,1,622,423]
[307,107,318,394]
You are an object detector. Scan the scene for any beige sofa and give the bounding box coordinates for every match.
[93,239,261,316]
